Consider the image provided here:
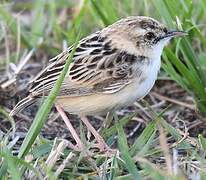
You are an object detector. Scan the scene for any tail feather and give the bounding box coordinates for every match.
[10,96,36,116]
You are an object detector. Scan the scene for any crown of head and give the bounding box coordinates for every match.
[101,16,186,57]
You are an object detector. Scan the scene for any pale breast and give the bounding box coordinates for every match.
[57,57,161,115]
[112,57,161,108]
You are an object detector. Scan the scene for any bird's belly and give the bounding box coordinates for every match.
[57,60,160,115]
[56,74,158,116]
[114,61,160,107]
[114,74,157,108]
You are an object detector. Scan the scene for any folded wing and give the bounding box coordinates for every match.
[29,31,139,97]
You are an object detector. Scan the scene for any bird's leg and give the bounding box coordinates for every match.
[55,104,84,151]
[80,116,116,155]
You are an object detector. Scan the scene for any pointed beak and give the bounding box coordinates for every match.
[164,30,188,38]
[155,30,188,43]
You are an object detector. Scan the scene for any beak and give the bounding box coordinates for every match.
[164,30,188,38]
[155,30,187,42]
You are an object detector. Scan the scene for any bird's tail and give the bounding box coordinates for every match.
[10,96,36,116]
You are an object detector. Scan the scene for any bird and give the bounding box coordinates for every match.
[10,16,186,153]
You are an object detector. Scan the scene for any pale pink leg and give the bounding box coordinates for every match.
[80,116,114,153]
[55,104,84,151]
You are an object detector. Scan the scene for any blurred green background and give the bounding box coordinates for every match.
[1,0,206,179]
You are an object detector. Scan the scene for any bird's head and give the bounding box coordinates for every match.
[103,16,187,58]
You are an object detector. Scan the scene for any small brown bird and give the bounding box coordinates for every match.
[10,16,186,153]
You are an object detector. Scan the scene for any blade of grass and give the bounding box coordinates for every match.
[162,52,190,90]
[2,151,21,180]
[164,48,206,114]
[109,155,118,180]
[67,0,89,42]
[165,49,206,98]
[181,38,206,86]
[0,6,32,48]
[101,0,119,22]
[47,0,64,42]
[151,0,174,27]
[18,31,81,159]
[199,135,206,151]
[153,0,206,115]
[116,121,141,180]
[0,161,8,179]
[31,142,53,159]
[0,151,42,179]
[130,121,157,157]
[102,113,136,139]
[116,174,133,180]
[201,0,206,13]
[30,0,46,46]
[90,0,111,26]
[135,129,157,157]
[160,119,192,149]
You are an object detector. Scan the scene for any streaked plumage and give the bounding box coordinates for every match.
[10,16,186,116]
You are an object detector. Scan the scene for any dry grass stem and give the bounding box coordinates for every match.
[158,124,173,174]
[45,139,68,170]
[151,92,196,110]
[54,152,75,177]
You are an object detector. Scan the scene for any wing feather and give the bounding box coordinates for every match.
[29,31,141,97]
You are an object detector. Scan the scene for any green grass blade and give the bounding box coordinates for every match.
[116,121,141,180]
[162,62,189,91]
[101,0,119,22]
[130,121,157,157]
[164,49,205,97]
[0,151,42,179]
[109,155,118,180]
[0,161,8,179]
[0,5,32,48]
[31,142,53,159]
[135,129,156,157]
[90,0,111,26]
[201,0,206,13]
[151,0,174,27]
[67,0,89,42]
[18,32,81,159]
[2,151,21,180]
[199,135,206,151]
[181,38,206,86]
[102,113,136,139]
[160,119,191,149]
[30,0,46,46]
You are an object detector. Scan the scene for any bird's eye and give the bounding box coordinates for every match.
[145,32,156,40]
[163,27,168,33]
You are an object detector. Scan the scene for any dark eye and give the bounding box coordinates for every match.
[163,27,168,33]
[145,32,156,40]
